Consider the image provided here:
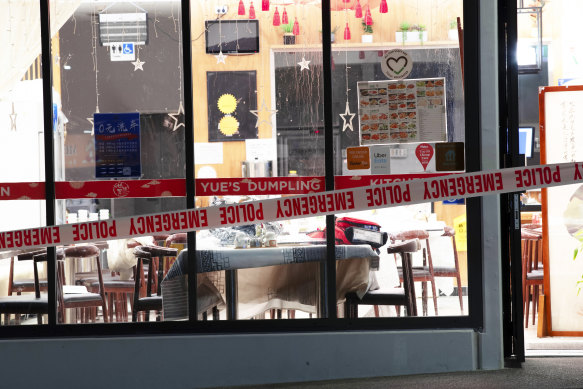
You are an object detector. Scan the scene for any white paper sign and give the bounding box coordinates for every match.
[381,49,413,80]
[195,142,223,164]
[110,42,136,62]
[370,145,391,175]
[245,138,277,161]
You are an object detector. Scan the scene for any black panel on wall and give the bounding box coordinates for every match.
[59,12,181,134]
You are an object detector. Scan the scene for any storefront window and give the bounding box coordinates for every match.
[0,0,478,330]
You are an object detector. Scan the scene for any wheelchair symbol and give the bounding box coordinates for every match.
[122,43,134,54]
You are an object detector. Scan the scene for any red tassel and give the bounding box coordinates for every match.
[379,0,388,13]
[273,7,280,26]
[249,2,256,19]
[282,7,288,24]
[343,23,351,40]
[354,0,362,18]
[342,0,350,3]
[365,6,372,25]
[292,18,300,35]
[262,0,269,12]
[238,0,245,15]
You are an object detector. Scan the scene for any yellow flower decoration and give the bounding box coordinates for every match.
[217,93,237,115]
[219,116,239,136]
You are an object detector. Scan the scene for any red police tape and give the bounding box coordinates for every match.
[0,162,579,251]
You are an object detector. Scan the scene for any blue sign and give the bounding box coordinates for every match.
[442,199,465,205]
[94,113,141,178]
[52,103,58,132]
[122,43,134,55]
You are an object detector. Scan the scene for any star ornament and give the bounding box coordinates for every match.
[9,102,17,131]
[340,101,355,132]
[216,51,227,64]
[168,102,185,132]
[298,57,310,71]
[250,99,278,129]
[132,58,145,71]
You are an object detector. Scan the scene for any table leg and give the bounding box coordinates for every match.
[225,269,238,320]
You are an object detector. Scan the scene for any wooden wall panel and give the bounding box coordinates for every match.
[190,0,463,179]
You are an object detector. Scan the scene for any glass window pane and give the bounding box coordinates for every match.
[53,0,187,324]
[0,0,47,326]
[333,0,468,318]
[192,0,327,320]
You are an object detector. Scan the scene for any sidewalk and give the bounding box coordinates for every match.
[220,357,583,389]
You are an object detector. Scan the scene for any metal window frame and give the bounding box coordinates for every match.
[0,0,483,338]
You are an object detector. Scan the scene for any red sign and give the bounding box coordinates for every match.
[415,143,434,171]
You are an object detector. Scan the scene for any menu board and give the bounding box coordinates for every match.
[357,78,447,145]
[94,112,141,178]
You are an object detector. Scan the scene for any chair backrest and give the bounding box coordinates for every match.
[133,246,178,297]
[32,249,65,298]
[387,239,420,316]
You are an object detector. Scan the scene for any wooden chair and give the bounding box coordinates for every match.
[344,239,419,318]
[132,245,178,322]
[392,230,438,316]
[521,229,543,328]
[7,250,48,297]
[426,226,464,314]
[58,245,108,324]
[0,249,59,325]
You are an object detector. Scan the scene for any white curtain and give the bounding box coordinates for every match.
[0,0,81,99]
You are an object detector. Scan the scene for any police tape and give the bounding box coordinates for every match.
[1,162,581,251]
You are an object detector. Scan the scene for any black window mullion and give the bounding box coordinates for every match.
[463,0,484,330]
[39,0,57,326]
[321,0,336,319]
[181,0,198,322]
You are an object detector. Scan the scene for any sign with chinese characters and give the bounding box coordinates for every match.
[357,78,447,146]
[94,113,141,178]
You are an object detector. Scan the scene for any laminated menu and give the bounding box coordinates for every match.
[358,78,447,145]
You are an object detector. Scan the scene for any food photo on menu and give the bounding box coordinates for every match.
[357,78,446,146]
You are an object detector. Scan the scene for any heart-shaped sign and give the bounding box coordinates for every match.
[415,143,434,171]
[381,49,413,80]
[386,56,408,75]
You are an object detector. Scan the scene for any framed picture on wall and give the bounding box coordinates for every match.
[207,70,258,142]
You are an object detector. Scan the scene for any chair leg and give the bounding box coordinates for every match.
[212,306,220,320]
[532,285,539,326]
[524,285,530,328]
[430,279,438,316]
[422,281,428,316]
[373,305,380,317]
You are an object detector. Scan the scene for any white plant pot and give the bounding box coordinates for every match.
[395,31,406,43]
[448,29,458,40]
[395,31,427,43]
[361,34,373,43]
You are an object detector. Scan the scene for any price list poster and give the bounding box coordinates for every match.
[94,112,141,178]
[357,78,447,145]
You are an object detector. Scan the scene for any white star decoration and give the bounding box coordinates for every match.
[298,57,311,71]
[132,58,145,71]
[9,102,17,131]
[168,101,185,132]
[340,101,355,132]
[250,99,278,129]
[215,51,227,64]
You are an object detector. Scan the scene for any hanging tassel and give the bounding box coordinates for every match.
[272,7,280,26]
[343,23,351,40]
[282,7,288,24]
[342,0,350,3]
[365,6,373,25]
[238,0,246,15]
[249,2,256,19]
[354,0,362,18]
[379,0,388,13]
[262,0,269,12]
[292,17,300,36]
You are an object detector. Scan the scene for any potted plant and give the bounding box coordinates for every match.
[319,26,339,43]
[448,19,458,40]
[395,21,409,44]
[282,22,295,45]
[417,24,428,43]
[361,20,373,43]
